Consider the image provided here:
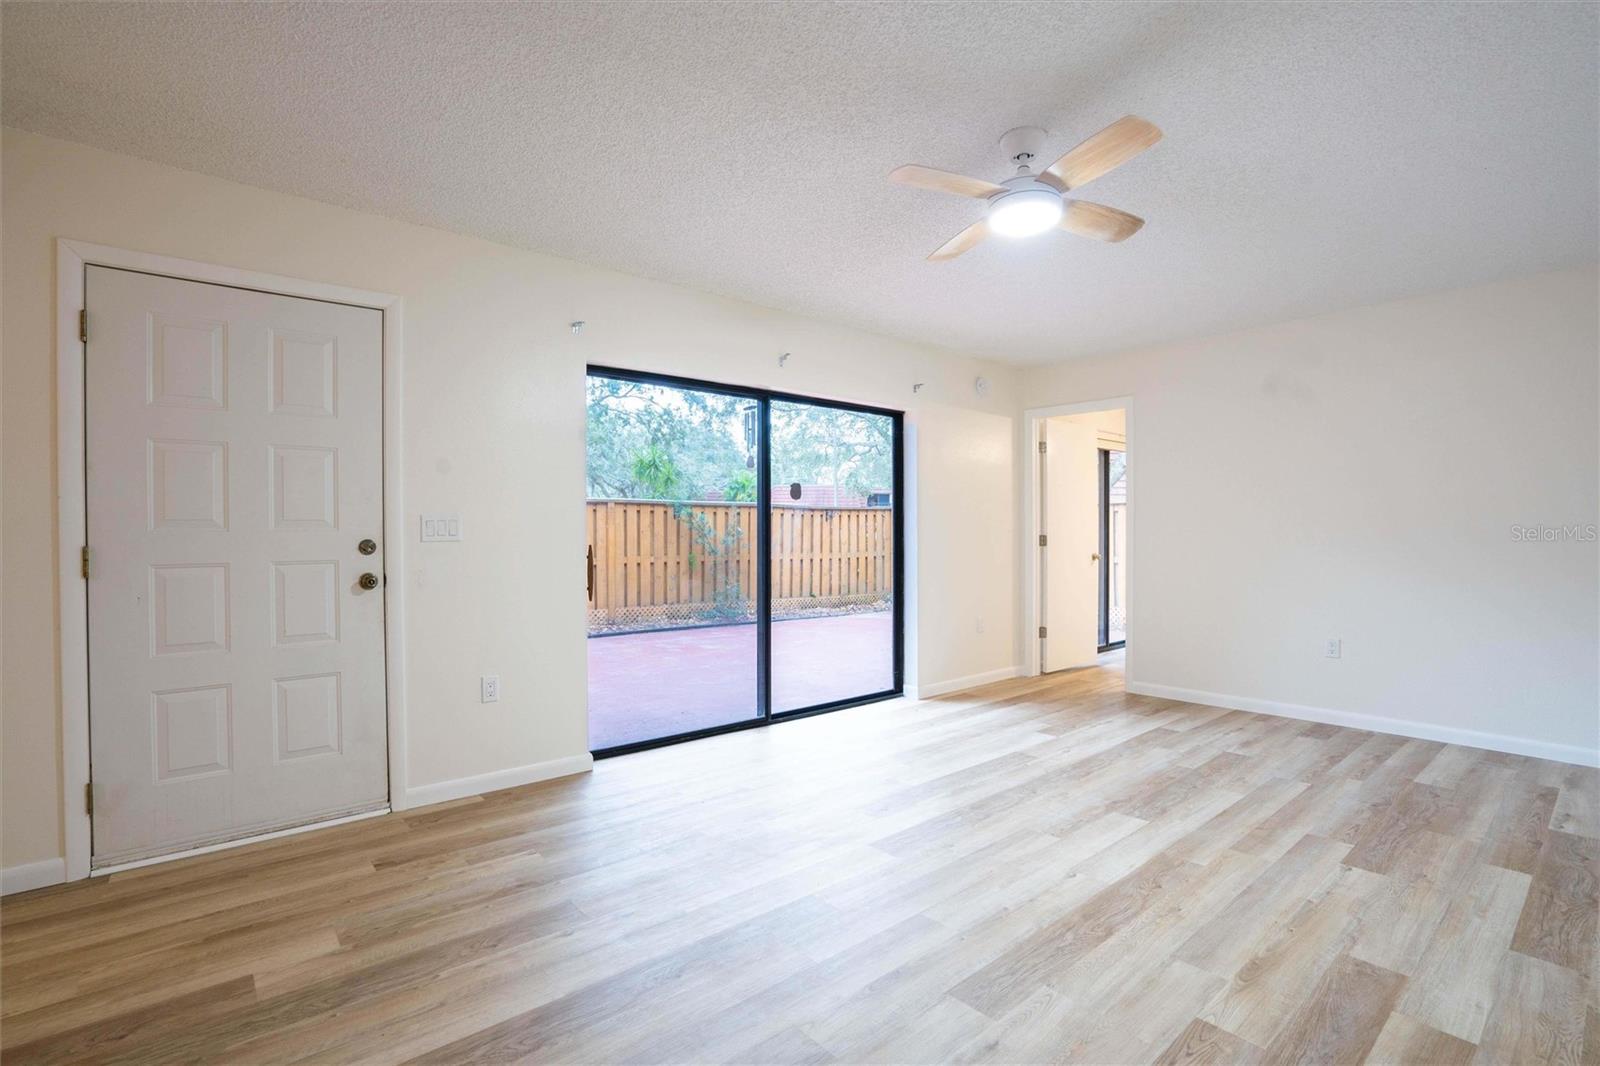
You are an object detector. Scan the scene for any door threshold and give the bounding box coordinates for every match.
[592,688,903,759]
[90,806,391,877]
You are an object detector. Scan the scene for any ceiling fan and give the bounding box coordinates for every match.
[889,116,1162,261]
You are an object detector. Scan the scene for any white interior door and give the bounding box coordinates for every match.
[86,265,388,866]
[1041,418,1100,672]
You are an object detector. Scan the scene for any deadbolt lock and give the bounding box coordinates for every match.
[358,538,378,555]
[359,572,380,590]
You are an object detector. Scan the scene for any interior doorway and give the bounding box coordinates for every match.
[1033,403,1128,674]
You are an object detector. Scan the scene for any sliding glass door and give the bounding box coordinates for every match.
[585,375,762,751]
[769,400,898,712]
[1098,447,1127,651]
[585,368,902,755]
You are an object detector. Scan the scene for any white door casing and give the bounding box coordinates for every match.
[85,265,389,866]
[1041,417,1100,672]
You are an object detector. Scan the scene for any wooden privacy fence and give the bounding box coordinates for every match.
[587,500,893,631]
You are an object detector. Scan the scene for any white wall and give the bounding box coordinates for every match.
[1,128,1021,871]
[6,125,1591,884]
[1023,269,1600,764]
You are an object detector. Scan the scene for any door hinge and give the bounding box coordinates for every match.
[1038,625,1048,638]
[84,782,94,816]
[79,309,88,343]
[81,545,90,579]
[1038,440,1047,453]
[1038,534,1048,546]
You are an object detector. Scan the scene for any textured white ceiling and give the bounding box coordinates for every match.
[4,2,1595,365]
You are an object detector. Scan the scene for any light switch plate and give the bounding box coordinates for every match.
[421,513,463,542]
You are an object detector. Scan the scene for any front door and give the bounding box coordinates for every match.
[85,265,388,866]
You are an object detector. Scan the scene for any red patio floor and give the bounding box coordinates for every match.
[587,611,894,750]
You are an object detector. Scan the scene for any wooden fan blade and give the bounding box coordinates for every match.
[929,218,989,261]
[890,165,1006,199]
[1060,201,1145,242]
[1041,115,1162,191]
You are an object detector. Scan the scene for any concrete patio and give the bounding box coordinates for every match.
[587,611,894,750]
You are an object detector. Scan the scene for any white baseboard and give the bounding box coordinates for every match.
[2,857,67,897]
[1126,681,1599,768]
[400,753,595,810]
[917,665,1024,700]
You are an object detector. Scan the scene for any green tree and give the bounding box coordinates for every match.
[724,469,757,502]
[630,445,681,500]
[586,375,893,502]
[769,401,893,497]
[586,376,751,500]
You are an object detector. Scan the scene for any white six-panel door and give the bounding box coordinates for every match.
[86,266,387,866]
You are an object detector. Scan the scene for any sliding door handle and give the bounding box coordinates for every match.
[586,545,596,601]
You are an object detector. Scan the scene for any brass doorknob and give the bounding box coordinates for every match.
[358,538,378,555]
[1091,553,1102,562]
[359,572,379,590]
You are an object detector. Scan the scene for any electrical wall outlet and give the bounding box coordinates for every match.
[975,617,986,634]
[1325,638,1342,659]
[481,674,500,703]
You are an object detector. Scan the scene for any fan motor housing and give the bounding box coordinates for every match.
[988,178,1064,211]
[995,175,1060,197]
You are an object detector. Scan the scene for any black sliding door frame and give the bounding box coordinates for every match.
[587,365,904,758]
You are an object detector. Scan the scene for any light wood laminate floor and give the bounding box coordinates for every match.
[3,658,1597,1064]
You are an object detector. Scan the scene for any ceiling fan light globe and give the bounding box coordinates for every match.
[986,187,1064,238]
